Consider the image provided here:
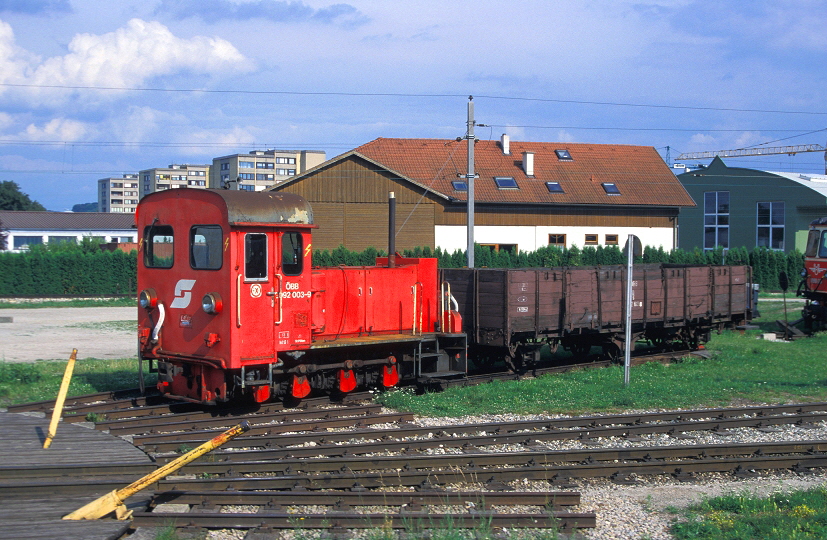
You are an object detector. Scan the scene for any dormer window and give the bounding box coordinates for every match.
[495,177,519,189]
[452,181,468,191]
[602,182,620,195]
[546,182,564,193]
[555,149,573,161]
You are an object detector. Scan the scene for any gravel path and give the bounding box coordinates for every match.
[0,306,136,362]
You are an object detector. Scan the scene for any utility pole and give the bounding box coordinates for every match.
[465,96,476,268]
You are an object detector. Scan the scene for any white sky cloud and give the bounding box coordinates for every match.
[0,18,253,105]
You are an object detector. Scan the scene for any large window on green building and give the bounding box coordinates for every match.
[704,191,729,250]
[757,201,784,250]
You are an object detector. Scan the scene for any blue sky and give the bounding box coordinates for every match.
[0,0,825,210]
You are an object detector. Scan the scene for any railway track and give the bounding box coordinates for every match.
[4,390,827,537]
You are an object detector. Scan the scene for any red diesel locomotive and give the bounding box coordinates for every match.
[136,189,466,404]
[799,217,827,330]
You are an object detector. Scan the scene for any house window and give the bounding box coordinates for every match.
[585,234,598,245]
[605,234,619,245]
[220,162,229,171]
[480,243,517,253]
[757,201,784,250]
[452,181,468,191]
[13,236,43,250]
[602,183,620,195]
[256,162,274,169]
[240,185,255,191]
[238,161,254,168]
[549,234,566,247]
[555,149,573,161]
[704,191,729,250]
[238,173,254,180]
[545,182,564,193]
[494,177,518,189]
[256,174,275,181]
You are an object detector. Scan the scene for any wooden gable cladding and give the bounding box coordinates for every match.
[310,202,435,252]
[281,155,444,205]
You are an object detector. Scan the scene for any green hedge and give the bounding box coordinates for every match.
[0,243,137,296]
[0,243,804,296]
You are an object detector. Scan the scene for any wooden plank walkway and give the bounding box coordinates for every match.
[0,411,154,539]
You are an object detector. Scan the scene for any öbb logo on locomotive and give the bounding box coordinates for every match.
[136,189,753,405]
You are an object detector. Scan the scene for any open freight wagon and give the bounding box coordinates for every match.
[440,263,753,369]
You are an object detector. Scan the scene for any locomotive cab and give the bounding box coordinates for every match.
[137,189,316,404]
[799,217,827,329]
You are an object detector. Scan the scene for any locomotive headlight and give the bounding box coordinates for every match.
[202,292,223,314]
[139,288,158,310]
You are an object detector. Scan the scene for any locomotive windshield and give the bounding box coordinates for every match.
[190,225,223,270]
[806,230,821,257]
[282,231,303,276]
[144,225,174,268]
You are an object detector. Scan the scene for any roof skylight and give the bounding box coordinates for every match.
[495,177,519,189]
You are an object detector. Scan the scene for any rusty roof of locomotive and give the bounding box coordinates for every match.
[139,189,313,225]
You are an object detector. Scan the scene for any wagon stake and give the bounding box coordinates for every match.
[62,421,251,521]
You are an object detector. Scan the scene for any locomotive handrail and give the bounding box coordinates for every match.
[411,284,418,335]
[272,274,283,325]
[151,303,165,342]
[236,274,242,328]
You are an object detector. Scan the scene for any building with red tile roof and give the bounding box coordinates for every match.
[271,136,695,254]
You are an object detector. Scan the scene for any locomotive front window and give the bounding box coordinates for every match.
[819,231,827,259]
[806,230,821,257]
[144,225,174,268]
[190,226,223,270]
[245,233,268,281]
[282,231,303,276]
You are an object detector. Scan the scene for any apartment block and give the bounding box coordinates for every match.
[211,149,326,191]
[98,174,140,213]
[139,164,211,198]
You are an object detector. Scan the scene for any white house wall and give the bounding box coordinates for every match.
[5,229,137,253]
[435,225,675,254]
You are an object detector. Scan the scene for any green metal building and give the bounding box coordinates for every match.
[677,157,827,254]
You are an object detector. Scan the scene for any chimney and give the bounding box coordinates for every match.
[522,151,534,176]
[501,133,510,155]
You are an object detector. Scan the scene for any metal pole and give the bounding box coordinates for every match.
[43,348,78,449]
[624,235,633,386]
[388,191,396,268]
[466,96,475,268]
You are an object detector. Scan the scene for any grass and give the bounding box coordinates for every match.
[670,486,827,539]
[377,298,826,416]
[0,357,152,407]
[0,297,135,309]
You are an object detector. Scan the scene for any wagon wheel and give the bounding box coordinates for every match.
[569,342,591,359]
[602,343,623,364]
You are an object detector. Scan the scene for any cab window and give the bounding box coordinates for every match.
[144,225,174,268]
[282,231,303,276]
[191,226,223,269]
[819,231,827,259]
[245,233,267,281]
[807,230,822,258]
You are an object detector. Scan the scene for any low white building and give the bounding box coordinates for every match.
[0,211,136,253]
